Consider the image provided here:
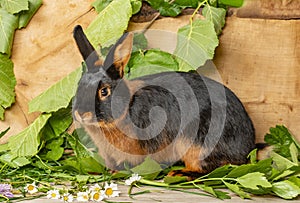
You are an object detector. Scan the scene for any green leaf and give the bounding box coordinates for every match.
[45,146,64,161]
[174,19,218,69]
[198,185,231,200]
[146,0,182,17]
[18,0,42,28]
[271,152,297,171]
[91,0,112,13]
[288,176,300,188]
[164,176,188,184]
[68,134,106,173]
[226,159,273,178]
[0,143,9,153]
[86,0,132,48]
[127,49,179,79]
[290,143,298,164]
[0,54,16,117]
[272,170,296,181]
[0,153,30,168]
[218,0,244,7]
[132,33,148,53]
[131,157,162,180]
[131,0,142,15]
[8,113,51,157]
[29,67,82,113]
[0,8,18,56]
[264,125,297,158]
[202,5,226,35]
[174,0,199,8]
[248,148,257,164]
[0,0,29,14]
[272,180,300,199]
[206,164,235,178]
[42,107,73,141]
[237,172,272,190]
[76,175,90,183]
[223,181,251,199]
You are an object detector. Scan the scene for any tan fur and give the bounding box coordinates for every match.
[113,33,133,77]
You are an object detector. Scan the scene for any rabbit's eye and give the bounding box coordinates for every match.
[98,86,111,100]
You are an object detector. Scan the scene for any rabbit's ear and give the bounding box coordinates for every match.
[104,32,133,80]
[73,25,100,69]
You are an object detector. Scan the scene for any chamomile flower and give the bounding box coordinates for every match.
[125,173,142,186]
[89,183,102,193]
[46,189,60,199]
[24,182,38,194]
[90,191,104,202]
[77,191,89,202]
[103,182,120,198]
[62,193,74,202]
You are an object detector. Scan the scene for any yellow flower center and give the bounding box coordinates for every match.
[63,196,68,201]
[83,195,88,200]
[105,188,113,196]
[93,192,100,200]
[28,185,35,191]
[51,193,57,198]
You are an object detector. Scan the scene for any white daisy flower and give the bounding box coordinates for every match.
[103,182,120,198]
[90,191,104,202]
[77,191,89,202]
[62,193,73,202]
[46,189,60,199]
[24,182,38,194]
[125,173,142,186]
[89,183,102,193]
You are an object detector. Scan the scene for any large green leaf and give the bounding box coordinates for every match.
[0,54,16,120]
[0,153,30,168]
[127,49,179,79]
[202,5,226,35]
[131,157,162,180]
[29,67,82,113]
[0,8,18,56]
[237,172,272,190]
[86,0,132,48]
[145,0,182,17]
[18,0,42,28]
[174,19,218,70]
[8,113,51,157]
[223,181,251,199]
[0,0,29,14]
[272,180,300,199]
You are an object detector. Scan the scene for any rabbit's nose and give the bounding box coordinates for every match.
[74,110,93,122]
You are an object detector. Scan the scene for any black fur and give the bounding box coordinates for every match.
[72,25,256,173]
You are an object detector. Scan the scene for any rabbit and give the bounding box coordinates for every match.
[72,25,256,175]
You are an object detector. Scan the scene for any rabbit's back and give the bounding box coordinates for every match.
[127,71,255,172]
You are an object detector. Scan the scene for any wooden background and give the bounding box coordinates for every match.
[0,0,299,144]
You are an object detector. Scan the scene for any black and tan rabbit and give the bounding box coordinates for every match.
[72,25,255,175]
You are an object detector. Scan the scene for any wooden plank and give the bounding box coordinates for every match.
[230,0,300,19]
[214,17,300,141]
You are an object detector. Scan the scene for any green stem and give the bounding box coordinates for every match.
[23,175,51,188]
[34,155,55,171]
[0,194,9,201]
[0,163,8,174]
[179,177,236,186]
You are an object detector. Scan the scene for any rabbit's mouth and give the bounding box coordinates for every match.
[73,110,98,125]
